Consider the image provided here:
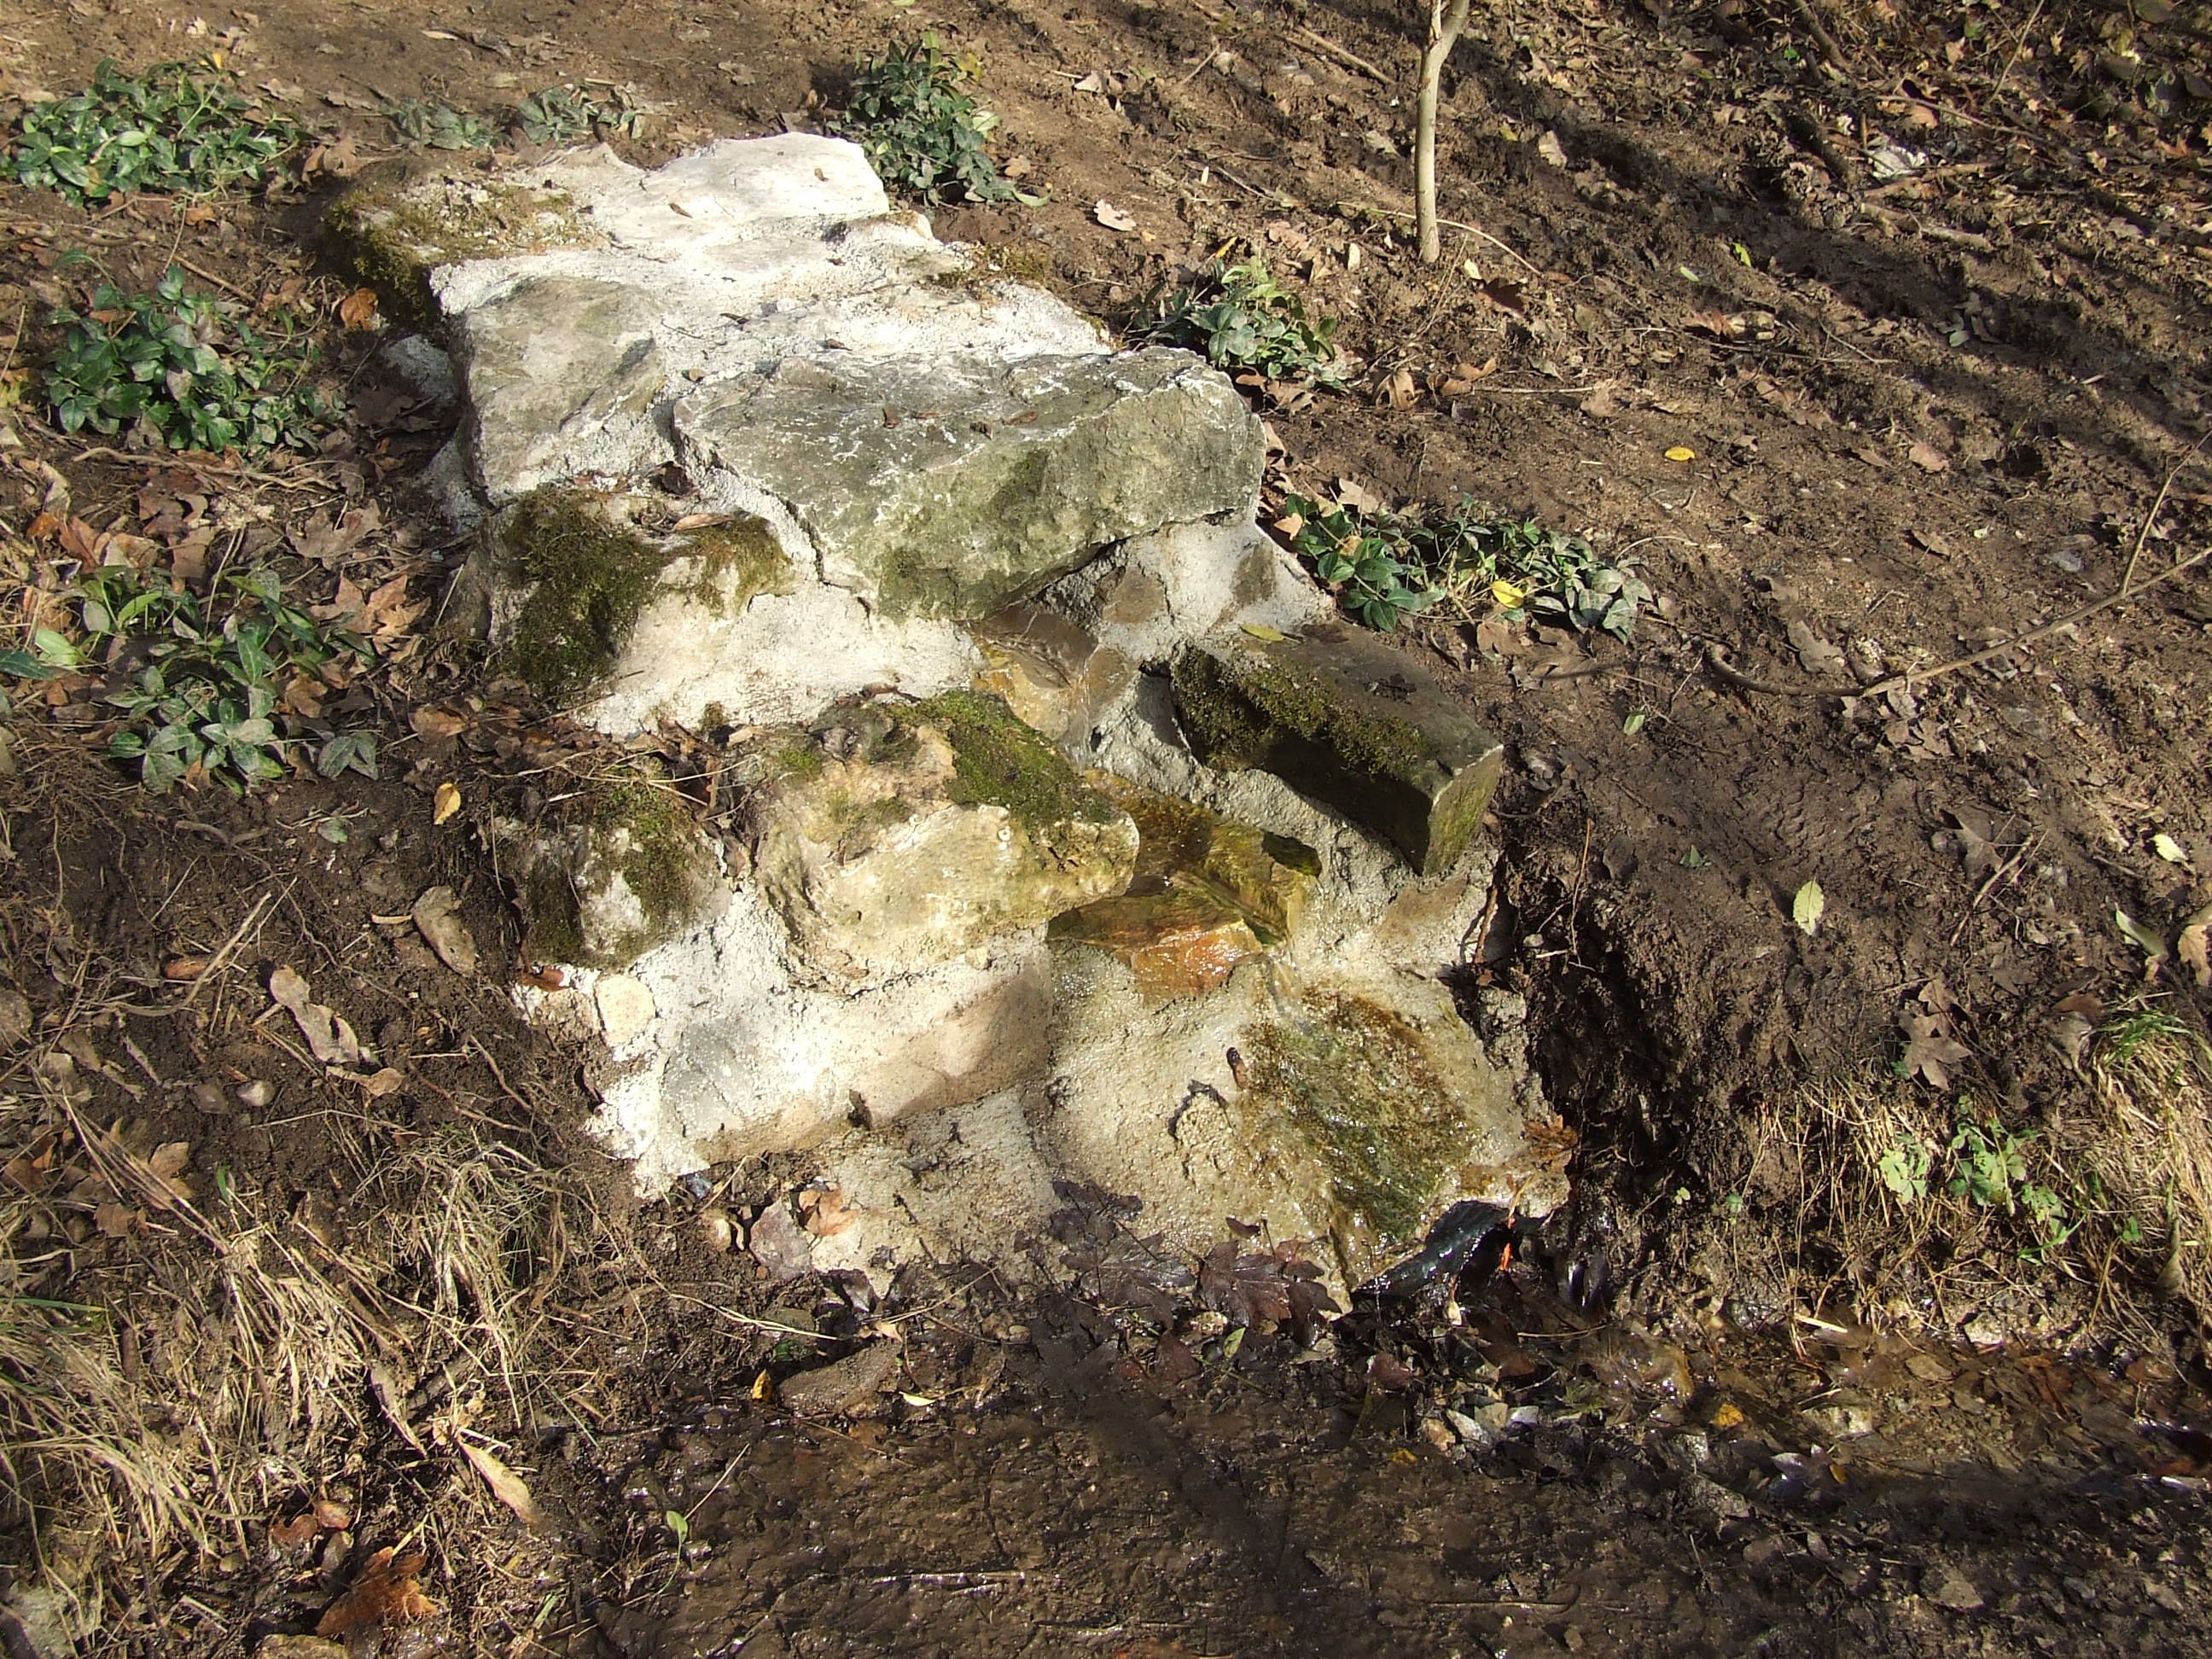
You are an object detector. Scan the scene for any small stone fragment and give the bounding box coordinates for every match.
[747,1201,815,1282]
[1171,631,1504,876]
[777,1342,900,1417]
[1923,1563,1985,1611]
[594,974,657,1047]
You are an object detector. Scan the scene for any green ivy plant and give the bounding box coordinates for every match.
[1138,259,1343,387]
[1278,495,1651,637]
[383,97,497,151]
[44,266,338,456]
[7,58,299,206]
[835,36,1021,204]
[16,564,378,793]
[515,83,645,146]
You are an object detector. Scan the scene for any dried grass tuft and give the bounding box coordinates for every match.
[2083,1004,2212,1324]
[0,1058,604,1617]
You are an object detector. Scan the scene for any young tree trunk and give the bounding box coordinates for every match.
[1416,0,1474,264]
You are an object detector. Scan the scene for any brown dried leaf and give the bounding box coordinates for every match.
[409,706,468,742]
[270,966,362,1065]
[94,1201,138,1237]
[270,1511,323,1549]
[337,287,381,330]
[2180,905,2212,989]
[1900,1010,1971,1089]
[1908,440,1950,473]
[410,887,480,976]
[316,1546,439,1637]
[798,1186,858,1237]
[459,1441,545,1528]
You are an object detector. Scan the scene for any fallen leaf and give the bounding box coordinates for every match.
[1492,579,1528,609]
[337,288,381,330]
[2152,832,2190,866]
[798,1186,858,1237]
[2180,905,2212,988]
[1335,477,1383,515]
[0,987,29,1048]
[1900,1010,1970,1088]
[2116,908,2169,971]
[1384,364,1418,409]
[1907,441,1950,473]
[1536,130,1569,167]
[433,782,463,825]
[145,1140,193,1204]
[1198,1239,1337,1336]
[1664,445,1697,463]
[1239,622,1287,641]
[1793,879,1826,935]
[270,1511,323,1549]
[411,888,480,976]
[355,1067,405,1097]
[460,1441,545,1528]
[95,1201,138,1237]
[316,1546,439,1638]
[1785,620,1847,678]
[1092,200,1138,231]
[269,966,363,1066]
[312,1498,353,1530]
[410,707,468,742]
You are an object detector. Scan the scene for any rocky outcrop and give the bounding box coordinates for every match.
[366,133,1550,1292]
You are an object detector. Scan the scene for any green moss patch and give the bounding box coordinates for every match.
[1241,992,1467,1248]
[496,492,785,705]
[896,689,1119,830]
[522,769,715,969]
[324,174,593,335]
[1174,646,1434,783]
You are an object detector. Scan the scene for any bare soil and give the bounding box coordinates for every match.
[4,0,2212,1653]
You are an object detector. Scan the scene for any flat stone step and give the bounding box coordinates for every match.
[1171,628,1504,877]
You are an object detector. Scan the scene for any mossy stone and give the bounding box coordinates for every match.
[1172,632,1503,877]
[494,490,789,705]
[323,171,597,336]
[1239,991,1470,1249]
[520,770,725,970]
[894,689,1121,831]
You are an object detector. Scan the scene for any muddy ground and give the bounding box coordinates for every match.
[4,0,2212,1653]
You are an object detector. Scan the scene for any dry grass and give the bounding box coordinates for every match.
[1732,1006,2212,1349]
[2081,1004,2212,1324]
[0,1030,623,1648]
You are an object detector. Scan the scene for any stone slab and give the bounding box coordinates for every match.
[1172,629,1504,876]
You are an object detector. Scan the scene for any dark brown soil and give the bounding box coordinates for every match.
[5,0,2212,1653]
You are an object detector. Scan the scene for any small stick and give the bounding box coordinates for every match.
[1291,21,1389,82]
[1861,544,2212,699]
[2120,433,2209,595]
[1332,201,1546,277]
[176,256,253,300]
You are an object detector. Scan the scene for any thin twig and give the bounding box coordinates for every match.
[2121,434,2208,595]
[1336,201,1545,278]
[1291,21,1389,82]
[1861,545,2212,698]
[175,257,253,300]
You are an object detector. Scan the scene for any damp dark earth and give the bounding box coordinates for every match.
[3,0,2212,1655]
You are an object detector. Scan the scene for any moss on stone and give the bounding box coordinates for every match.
[496,493,786,706]
[498,490,666,704]
[1241,992,1466,1249]
[895,690,1119,830]
[1174,646,1435,785]
[522,769,715,969]
[324,175,591,336]
[590,774,699,943]
[669,517,794,613]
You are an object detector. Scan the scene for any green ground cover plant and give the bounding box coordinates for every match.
[8,58,298,205]
[1278,494,1651,636]
[5,564,377,792]
[44,266,338,456]
[835,36,1020,204]
[1138,259,1343,387]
